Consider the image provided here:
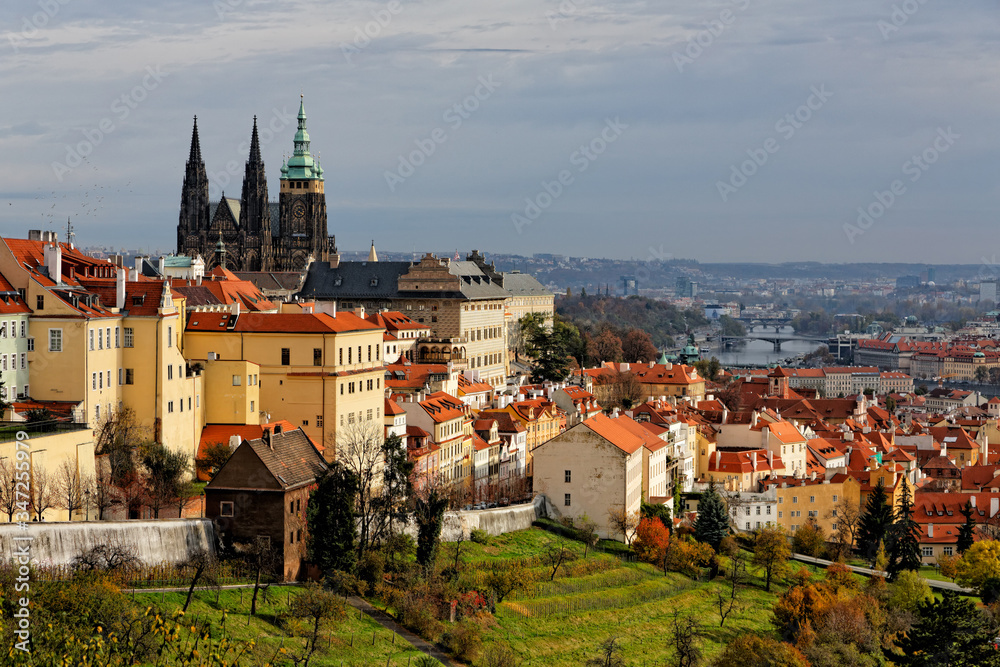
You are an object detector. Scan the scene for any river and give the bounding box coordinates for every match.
[703,326,825,368]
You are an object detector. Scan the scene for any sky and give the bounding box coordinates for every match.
[0,0,996,263]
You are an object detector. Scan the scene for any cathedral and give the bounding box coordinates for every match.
[177,96,334,272]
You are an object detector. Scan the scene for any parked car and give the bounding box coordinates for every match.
[499,497,510,507]
[474,502,487,510]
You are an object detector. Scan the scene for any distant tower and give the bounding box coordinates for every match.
[238,116,273,271]
[178,117,211,257]
[214,231,227,269]
[277,96,328,270]
[368,240,379,262]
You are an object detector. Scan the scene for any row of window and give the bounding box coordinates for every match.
[465,326,502,342]
[53,327,135,353]
[0,353,28,371]
[341,377,381,395]
[332,344,380,367]
[470,352,502,369]
[0,320,27,339]
[232,374,259,387]
[338,407,381,426]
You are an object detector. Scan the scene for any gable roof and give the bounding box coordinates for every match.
[207,426,327,491]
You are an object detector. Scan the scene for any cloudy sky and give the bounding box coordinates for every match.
[0,0,995,263]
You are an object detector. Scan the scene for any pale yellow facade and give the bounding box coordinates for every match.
[0,428,96,522]
[775,477,861,537]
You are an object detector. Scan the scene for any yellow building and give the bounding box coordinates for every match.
[401,391,473,489]
[183,311,385,456]
[764,474,862,537]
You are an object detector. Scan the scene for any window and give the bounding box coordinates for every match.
[98,328,103,349]
[168,401,174,413]
[832,495,838,503]
[27,338,33,352]
[232,375,241,386]
[778,511,783,518]
[316,415,323,428]
[340,385,343,395]
[125,369,134,385]
[281,348,290,365]
[167,326,172,347]
[348,348,352,363]
[249,399,253,412]
[943,546,954,556]
[313,348,322,366]
[123,328,134,348]
[339,348,343,364]
[766,506,771,515]
[19,321,25,338]
[19,353,25,370]
[367,345,372,361]
[290,501,295,513]
[89,330,94,350]
[95,404,100,420]
[792,496,798,504]
[921,546,933,558]
[106,370,110,387]
[115,327,120,347]
[36,295,43,310]
[302,419,309,426]
[810,496,815,503]
[220,502,234,517]
[565,470,571,483]
[564,493,571,507]
[168,365,173,380]
[92,372,97,390]
[756,506,761,515]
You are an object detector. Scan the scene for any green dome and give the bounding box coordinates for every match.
[283,96,323,181]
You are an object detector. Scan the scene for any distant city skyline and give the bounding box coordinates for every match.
[0,1,996,263]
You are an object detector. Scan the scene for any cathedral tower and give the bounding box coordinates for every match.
[238,117,273,271]
[277,96,328,270]
[178,117,210,257]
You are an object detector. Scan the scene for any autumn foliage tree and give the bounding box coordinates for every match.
[712,634,809,667]
[621,329,658,363]
[633,517,670,566]
[752,526,790,592]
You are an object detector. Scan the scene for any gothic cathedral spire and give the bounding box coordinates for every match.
[178,116,210,257]
[238,116,273,271]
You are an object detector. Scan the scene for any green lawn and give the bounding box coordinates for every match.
[135,587,425,667]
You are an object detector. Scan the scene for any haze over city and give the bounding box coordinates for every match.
[1,0,997,262]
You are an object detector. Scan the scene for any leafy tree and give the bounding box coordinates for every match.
[712,634,809,667]
[590,329,624,363]
[887,570,931,613]
[827,495,862,554]
[621,329,658,363]
[857,480,893,565]
[752,526,790,592]
[633,517,670,565]
[521,313,584,382]
[195,441,234,480]
[718,314,746,338]
[139,442,189,519]
[415,489,448,567]
[379,433,414,536]
[693,357,722,382]
[772,581,835,644]
[693,483,729,552]
[791,518,825,557]
[886,395,897,413]
[887,476,921,579]
[483,566,534,605]
[891,591,1000,666]
[666,538,714,577]
[576,514,600,557]
[641,500,672,525]
[307,462,359,576]
[288,583,346,667]
[937,552,960,581]
[955,539,1000,594]
[957,499,976,554]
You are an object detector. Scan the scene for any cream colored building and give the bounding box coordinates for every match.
[533,413,645,540]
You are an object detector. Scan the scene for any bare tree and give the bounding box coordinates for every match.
[542,544,574,581]
[585,636,626,667]
[237,536,278,616]
[89,457,120,520]
[578,515,599,558]
[827,496,862,553]
[335,420,386,558]
[721,488,749,531]
[180,550,219,612]
[598,370,643,411]
[55,460,84,521]
[608,506,640,545]
[715,548,749,627]
[28,466,55,521]
[670,610,703,667]
[0,458,16,521]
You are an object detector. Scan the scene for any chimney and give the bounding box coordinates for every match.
[810,471,816,481]
[157,256,165,275]
[722,407,729,424]
[44,242,62,283]
[116,267,126,310]
[262,427,272,450]
[621,362,630,372]
[649,360,655,368]
[228,434,241,448]
[129,267,138,281]
[715,451,722,469]
[768,450,773,467]
[752,453,758,471]
[751,412,758,428]
[927,523,934,538]
[274,422,283,434]
[941,442,947,457]
[761,426,770,448]
[971,495,977,508]
[991,497,998,518]
[135,256,144,274]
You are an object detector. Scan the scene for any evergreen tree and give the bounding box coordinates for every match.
[957,499,976,554]
[378,434,414,536]
[521,313,585,382]
[858,479,893,564]
[892,592,1000,666]
[888,476,921,579]
[693,482,729,552]
[414,489,448,567]
[307,462,359,576]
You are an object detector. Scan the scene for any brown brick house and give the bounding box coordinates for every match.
[206,426,328,581]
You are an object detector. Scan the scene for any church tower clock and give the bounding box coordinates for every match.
[277,95,328,271]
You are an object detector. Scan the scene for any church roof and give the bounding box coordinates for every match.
[501,271,551,297]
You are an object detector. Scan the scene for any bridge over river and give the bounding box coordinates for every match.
[721,330,829,353]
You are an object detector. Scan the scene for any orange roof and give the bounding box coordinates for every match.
[385,397,405,416]
[186,311,380,334]
[582,413,650,455]
[418,391,467,423]
[196,421,317,481]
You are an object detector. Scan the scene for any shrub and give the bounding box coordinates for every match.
[442,619,483,662]
[357,550,386,587]
[324,569,367,597]
[791,519,825,558]
[824,562,856,591]
[470,528,490,545]
[633,517,670,565]
[481,642,519,667]
[665,538,714,578]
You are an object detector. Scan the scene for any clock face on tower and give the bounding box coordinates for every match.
[292,200,306,221]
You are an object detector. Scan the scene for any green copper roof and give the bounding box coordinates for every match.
[657,351,670,365]
[284,95,323,181]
